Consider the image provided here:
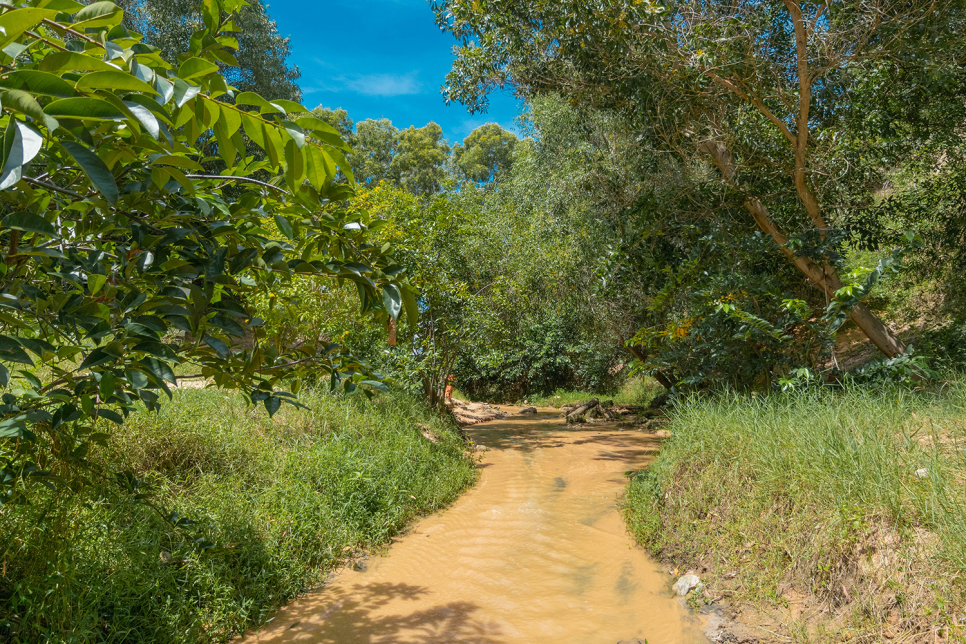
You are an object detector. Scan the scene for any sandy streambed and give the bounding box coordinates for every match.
[241,409,708,644]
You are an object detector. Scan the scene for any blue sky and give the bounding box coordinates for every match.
[267,0,522,146]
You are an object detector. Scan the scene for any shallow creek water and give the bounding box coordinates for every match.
[243,409,709,644]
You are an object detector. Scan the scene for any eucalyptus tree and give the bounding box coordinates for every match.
[118,0,301,101]
[452,123,518,184]
[391,122,451,195]
[0,0,414,504]
[353,117,398,186]
[432,0,966,359]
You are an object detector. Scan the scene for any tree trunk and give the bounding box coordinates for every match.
[702,141,906,359]
[617,330,677,390]
[625,344,676,390]
[567,398,599,418]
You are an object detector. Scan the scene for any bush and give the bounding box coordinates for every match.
[0,389,475,643]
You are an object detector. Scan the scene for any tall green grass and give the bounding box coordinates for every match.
[0,388,476,643]
[624,381,966,638]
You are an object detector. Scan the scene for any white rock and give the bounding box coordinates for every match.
[672,574,700,596]
[915,468,929,479]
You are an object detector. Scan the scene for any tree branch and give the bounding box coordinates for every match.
[185,174,290,194]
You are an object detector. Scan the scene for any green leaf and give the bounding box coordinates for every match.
[234,91,283,114]
[98,371,115,400]
[0,9,59,51]
[35,0,85,12]
[401,286,419,328]
[325,147,355,184]
[0,119,43,191]
[1,89,47,124]
[44,97,125,121]
[79,346,115,369]
[151,155,204,171]
[284,138,304,187]
[264,395,281,417]
[0,363,8,388]
[0,418,27,438]
[75,71,157,95]
[61,141,119,205]
[178,57,219,80]
[123,100,159,139]
[71,1,123,29]
[271,99,307,113]
[138,357,176,383]
[203,335,229,358]
[0,335,31,365]
[0,71,76,98]
[381,284,402,320]
[39,51,120,73]
[361,379,389,393]
[273,214,294,240]
[304,144,335,189]
[88,273,107,295]
[2,212,56,236]
[172,78,200,108]
[94,408,123,424]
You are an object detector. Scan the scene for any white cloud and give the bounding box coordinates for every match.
[344,73,423,97]
[301,71,425,97]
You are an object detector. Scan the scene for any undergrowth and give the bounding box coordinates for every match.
[524,377,664,408]
[0,388,476,643]
[624,381,966,642]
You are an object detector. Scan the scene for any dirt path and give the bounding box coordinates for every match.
[242,408,709,644]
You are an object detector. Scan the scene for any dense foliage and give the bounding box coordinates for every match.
[0,0,415,509]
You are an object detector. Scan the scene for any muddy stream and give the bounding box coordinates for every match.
[243,408,710,644]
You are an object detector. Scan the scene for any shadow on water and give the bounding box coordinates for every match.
[470,414,662,470]
[276,582,505,644]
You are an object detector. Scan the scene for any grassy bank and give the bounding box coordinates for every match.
[0,389,476,643]
[624,382,966,642]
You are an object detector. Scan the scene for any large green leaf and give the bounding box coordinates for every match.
[2,212,56,236]
[401,286,419,328]
[304,144,335,189]
[39,51,120,73]
[61,141,119,204]
[0,9,59,50]
[0,119,43,191]
[35,0,85,12]
[71,1,123,29]
[178,57,219,80]
[44,97,125,121]
[123,101,160,139]
[0,70,75,98]
[1,89,47,124]
[381,284,402,320]
[75,71,158,95]
[172,78,200,108]
[234,91,284,114]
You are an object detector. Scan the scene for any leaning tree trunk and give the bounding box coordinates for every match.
[702,141,906,359]
[696,0,906,360]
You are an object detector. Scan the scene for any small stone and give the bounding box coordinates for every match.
[518,406,538,414]
[915,468,929,479]
[672,574,700,596]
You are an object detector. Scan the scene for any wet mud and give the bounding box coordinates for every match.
[242,409,709,644]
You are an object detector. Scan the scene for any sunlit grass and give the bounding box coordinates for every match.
[0,388,476,643]
[624,380,966,638]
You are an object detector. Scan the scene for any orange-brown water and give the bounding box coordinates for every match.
[242,409,709,644]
